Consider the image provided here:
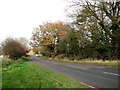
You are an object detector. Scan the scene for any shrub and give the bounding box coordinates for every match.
[2,38,26,59]
[55,54,65,59]
[39,46,52,57]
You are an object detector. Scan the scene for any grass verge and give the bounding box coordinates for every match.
[40,56,119,68]
[2,57,88,88]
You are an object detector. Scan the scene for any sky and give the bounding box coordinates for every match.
[0,0,70,43]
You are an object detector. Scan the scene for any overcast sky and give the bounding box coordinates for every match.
[0,0,70,43]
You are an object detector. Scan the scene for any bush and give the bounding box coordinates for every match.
[2,38,26,59]
[55,54,65,59]
[39,46,52,57]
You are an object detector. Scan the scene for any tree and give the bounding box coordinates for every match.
[18,37,29,51]
[2,38,26,59]
[31,22,70,56]
[32,46,39,54]
[0,45,2,55]
[66,29,79,55]
[67,0,120,59]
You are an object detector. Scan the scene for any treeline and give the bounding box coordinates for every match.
[31,0,120,60]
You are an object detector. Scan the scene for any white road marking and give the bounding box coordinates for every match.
[103,72,120,76]
[79,81,98,89]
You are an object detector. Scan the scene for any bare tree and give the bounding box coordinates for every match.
[0,45,2,55]
[18,37,29,51]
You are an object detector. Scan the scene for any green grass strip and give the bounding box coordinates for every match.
[2,58,88,88]
[40,56,119,67]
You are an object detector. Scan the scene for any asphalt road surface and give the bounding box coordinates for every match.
[29,56,119,89]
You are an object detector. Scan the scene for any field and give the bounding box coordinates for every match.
[2,57,88,88]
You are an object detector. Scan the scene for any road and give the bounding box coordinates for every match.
[29,56,119,89]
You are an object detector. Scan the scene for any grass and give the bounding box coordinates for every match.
[40,56,119,67]
[0,57,2,89]
[39,56,49,59]
[2,57,88,88]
